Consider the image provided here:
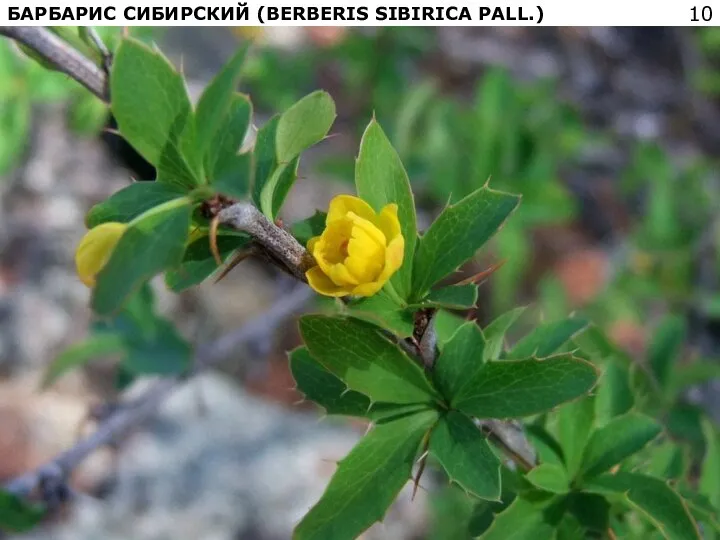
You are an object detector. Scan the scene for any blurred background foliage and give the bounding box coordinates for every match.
[2,26,720,539]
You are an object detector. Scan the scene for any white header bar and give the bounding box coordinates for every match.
[2,0,717,26]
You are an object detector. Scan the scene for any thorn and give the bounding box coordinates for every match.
[456,259,507,286]
[412,430,432,501]
[483,175,493,189]
[209,215,223,266]
[102,127,122,137]
[213,249,254,284]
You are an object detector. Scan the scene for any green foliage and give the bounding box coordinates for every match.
[0,490,44,533]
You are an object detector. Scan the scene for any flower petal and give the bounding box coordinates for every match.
[352,280,385,297]
[328,262,359,287]
[345,254,383,283]
[75,222,127,287]
[306,266,350,297]
[377,235,405,283]
[377,203,401,241]
[327,194,376,223]
[348,212,386,248]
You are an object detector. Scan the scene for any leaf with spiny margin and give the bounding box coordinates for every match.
[453,354,598,418]
[290,347,431,421]
[164,233,250,292]
[207,93,252,183]
[433,322,486,402]
[110,39,194,172]
[483,306,526,361]
[356,119,417,300]
[555,395,596,478]
[194,46,249,164]
[507,317,588,359]
[291,211,327,247]
[582,472,701,540]
[0,490,45,533]
[479,496,556,540]
[412,186,520,299]
[420,284,478,309]
[429,411,501,501]
[526,463,570,494]
[647,314,686,391]
[43,333,126,388]
[293,409,438,540]
[700,418,720,511]
[85,182,187,228]
[299,315,439,404]
[92,198,192,315]
[578,412,662,480]
[345,294,414,338]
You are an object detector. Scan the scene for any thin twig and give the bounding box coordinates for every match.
[0,26,108,102]
[5,285,313,499]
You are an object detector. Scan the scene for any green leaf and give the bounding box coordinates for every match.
[647,315,686,390]
[429,411,501,501]
[433,322,486,402]
[700,419,720,510]
[290,347,429,421]
[453,354,598,419]
[421,284,478,309]
[356,119,417,300]
[0,490,45,533]
[43,333,126,388]
[263,157,300,218]
[251,115,280,209]
[110,39,193,171]
[345,294,414,338]
[680,490,720,534]
[583,472,701,540]
[578,412,662,480]
[479,496,556,540]
[434,309,466,351]
[206,93,252,187]
[155,109,201,190]
[299,315,439,404]
[595,361,634,425]
[507,317,588,360]
[526,463,569,494]
[291,211,327,247]
[68,92,108,135]
[211,151,252,200]
[483,306,526,361]
[276,90,336,164]
[194,46,248,163]
[412,186,520,299]
[85,182,187,228]
[293,409,438,540]
[555,396,595,478]
[92,198,192,315]
[122,319,191,376]
[0,95,30,175]
[646,440,687,480]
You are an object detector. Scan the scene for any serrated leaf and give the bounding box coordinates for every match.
[291,211,327,246]
[290,347,429,421]
[578,412,662,480]
[276,90,335,164]
[429,411,501,501]
[421,284,478,309]
[507,317,588,360]
[555,396,595,478]
[434,322,486,402]
[43,333,126,388]
[582,472,701,540]
[0,490,45,533]
[293,409,437,540]
[453,354,598,419]
[413,186,520,299]
[647,315,686,391]
[483,306,526,361]
[85,182,187,228]
[110,39,193,170]
[526,463,569,494]
[345,294,414,338]
[356,119,417,300]
[92,198,192,315]
[194,45,248,163]
[700,419,720,510]
[299,315,439,404]
[479,496,555,540]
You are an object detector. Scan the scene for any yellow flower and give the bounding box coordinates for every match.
[75,222,127,287]
[305,195,404,298]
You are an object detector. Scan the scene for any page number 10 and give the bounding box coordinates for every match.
[691,5,713,21]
